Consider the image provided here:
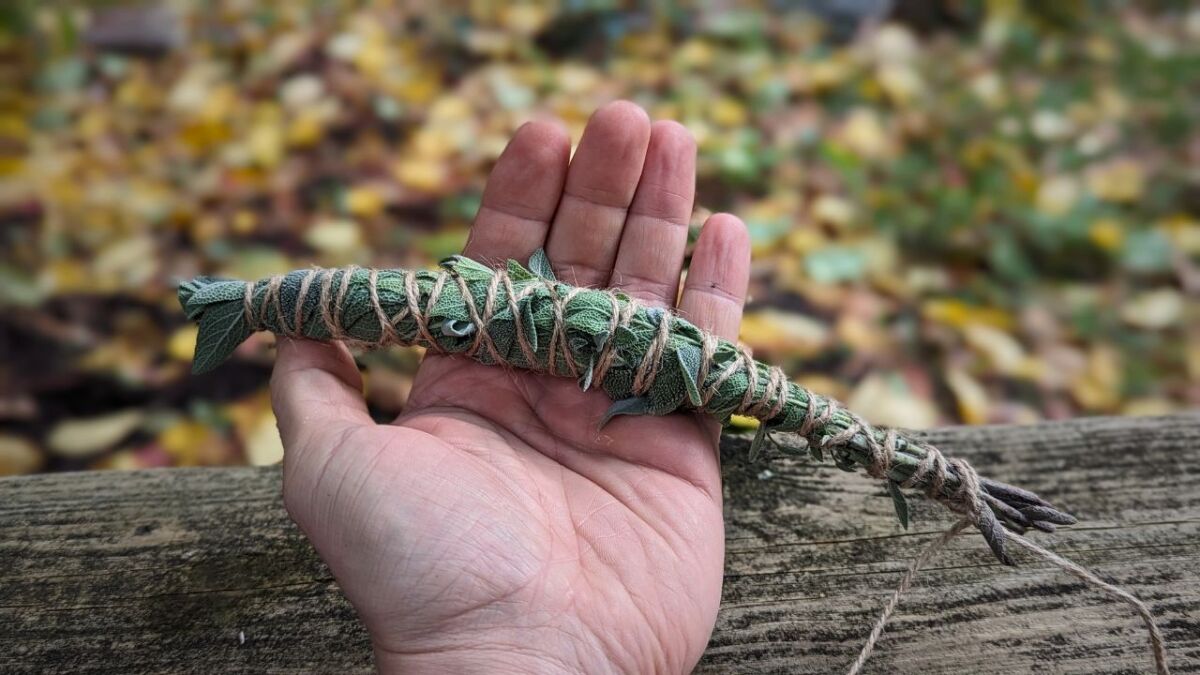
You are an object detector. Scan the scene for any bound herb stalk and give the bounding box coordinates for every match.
[179,250,1076,564]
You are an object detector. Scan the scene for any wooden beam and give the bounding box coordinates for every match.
[2,414,1197,673]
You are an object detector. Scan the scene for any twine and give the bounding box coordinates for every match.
[799,390,1172,674]
[847,517,1170,675]
[239,266,1169,675]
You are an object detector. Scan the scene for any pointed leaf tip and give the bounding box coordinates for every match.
[506,258,535,282]
[528,248,557,281]
[599,396,650,428]
[190,299,253,374]
[677,345,703,407]
[886,481,910,530]
[748,424,770,462]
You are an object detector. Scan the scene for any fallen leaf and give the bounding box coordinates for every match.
[167,325,200,362]
[739,309,830,357]
[1120,289,1183,330]
[1086,158,1146,203]
[847,372,938,429]
[945,367,989,425]
[962,324,1032,377]
[244,412,284,466]
[47,410,145,458]
[306,218,363,255]
[0,435,42,476]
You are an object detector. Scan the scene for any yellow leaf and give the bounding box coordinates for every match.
[287,112,324,147]
[1086,158,1146,203]
[711,97,748,127]
[922,299,1014,331]
[847,373,937,429]
[795,375,847,402]
[1035,175,1080,216]
[837,108,891,160]
[226,393,284,466]
[232,209,257,235]
[158,419,214,466]
[47,410,145,458]
[44,259,90,295]
[394,70,441,105]
[1159,214,1200,253]
[945,368,989,425]
[248,121,284,169]
[962,324,1033,378]
[244,412,284,466]
[1088,217,1125,251]
[676,39,715,69]
[354,39,390,77]
[1186,339,1200,382]
[1122,398,1178,417]
[1069,344,1122,411]
[808,58,851,92]
[346,186,385,218]
[1120,289,1183,330]
[501,4,549,35]
[93,235,158,290]
[739,309,830,357]
[811,195,856,228]
[0,435,42,476]
[306,219,363,255]
[167,325,200,362]
[394,157,448,192]
[876,64,924,106]
[785,227,826,254]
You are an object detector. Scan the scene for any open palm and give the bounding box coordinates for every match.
[272,102,751,673]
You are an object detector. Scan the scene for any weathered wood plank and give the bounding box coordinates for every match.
[1,414,1197,673]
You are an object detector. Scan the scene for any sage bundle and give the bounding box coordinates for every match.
[179,251,1168,673]
[180,251,1070,563]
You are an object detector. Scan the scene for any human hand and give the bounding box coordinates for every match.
[271,101,751,673]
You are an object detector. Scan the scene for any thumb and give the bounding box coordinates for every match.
[270,337,373,454]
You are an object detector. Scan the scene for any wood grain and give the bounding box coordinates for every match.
[1,414,1197,673]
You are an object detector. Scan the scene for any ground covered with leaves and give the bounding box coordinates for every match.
[1,2,1197,474]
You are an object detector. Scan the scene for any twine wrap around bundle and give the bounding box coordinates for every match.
[179,251,1168,674]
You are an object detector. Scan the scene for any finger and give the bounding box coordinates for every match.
[463,121,571,267]
[270,337,372,452]
[611,120,696,307]
[677,214,751,341]
[546,101,651,286]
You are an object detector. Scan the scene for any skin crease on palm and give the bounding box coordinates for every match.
[270,101,752,674]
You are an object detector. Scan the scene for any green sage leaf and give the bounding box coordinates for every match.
[600,396,650,428]
[887,481,910,529]
[677,344,703,407]
[749,423,770,462]
[192,300,250,374]
[187,279,248,307]
[506,258,535,282]
[528,248,556,281]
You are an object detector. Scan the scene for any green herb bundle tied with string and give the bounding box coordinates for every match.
[179,250,1076,566]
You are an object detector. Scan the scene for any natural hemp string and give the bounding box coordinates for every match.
[180,251,1169,674]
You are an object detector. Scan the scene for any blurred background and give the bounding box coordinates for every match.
[0,0,1197,475]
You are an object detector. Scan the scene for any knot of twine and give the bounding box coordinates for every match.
[240,267,1169,675]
